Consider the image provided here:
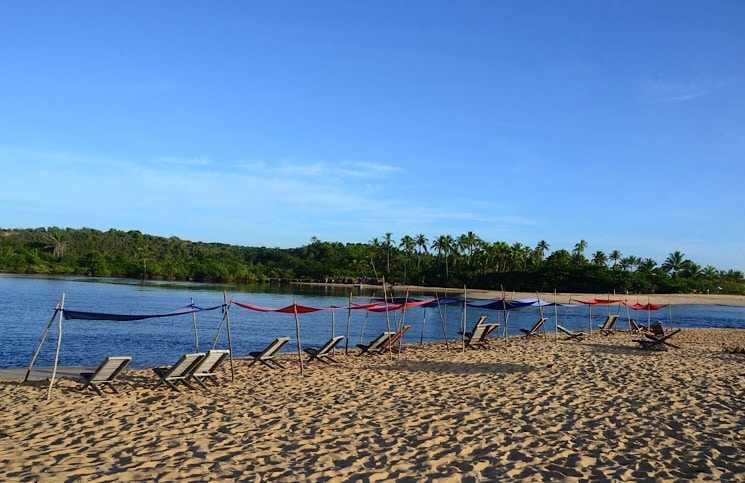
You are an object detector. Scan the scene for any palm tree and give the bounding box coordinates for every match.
[368,237,381,280]
[661,251,687,276]
[534,240,550,264]
[45,229,67,258]
[702,265,718,280]
[619,257,634,271]
[461,231,480,266]
[721,269,744,283]
[638,258,658,273]
[431,235,453,280]
[610,250,622,268]
[415,234,428,268]
[415,234,429,254]
[509,242,527,270]
[383,232,394,275]
[591,251,607,267]
[399,235,416,281]
[489,241,510,272]
[572,239,588,264]
[682,262,702,279]
[627,255,641,271]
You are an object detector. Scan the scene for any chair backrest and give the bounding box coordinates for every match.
[386,325,411,348]
[599,314,619,330]
[650,322,665,337]
[317,336,344,355]
[167,353,206,378]
[90,356,131,382]
[260,337,291,359]
[556,324,571,335]
[529,317,547,334]
[466,323,487,344]
[367,332,394,351]
[192,350,230,375]
[481,324,499,340]
[469,315,487,332]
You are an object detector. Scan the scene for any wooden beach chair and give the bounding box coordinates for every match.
[460,318,499,349]
[463,323,487,349]
[304,335,345,363]
[246,337,290,369]
[634,322,681,351]
[556,324,585,341]
[357,332,394,356]
[379,325,411,354]
[458,315,486,348]
[190,349,230,389]
[629,319,649,334]
[474,324,499,349]
[597,314,620,335]
[520,317,547,338]
[153,353,206,391]
[79,356,132,396]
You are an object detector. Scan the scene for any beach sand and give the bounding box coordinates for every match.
[1,329,744,481]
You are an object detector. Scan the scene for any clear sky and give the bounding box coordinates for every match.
[1,1,744,271]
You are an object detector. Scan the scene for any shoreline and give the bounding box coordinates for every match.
[294,282,745,307]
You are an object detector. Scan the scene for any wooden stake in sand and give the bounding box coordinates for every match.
[293,302,304,375]
[382,279,393,358]
[47,293,66,401]
[345,292,352,354]
[224,292,235,382]
[437,294,450,351]
[191,297,199,352]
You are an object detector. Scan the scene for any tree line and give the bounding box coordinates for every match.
[1,227,743,295]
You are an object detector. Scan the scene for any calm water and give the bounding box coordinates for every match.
[1,274,743,369]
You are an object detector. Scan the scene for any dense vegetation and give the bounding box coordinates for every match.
[2,227,744,295]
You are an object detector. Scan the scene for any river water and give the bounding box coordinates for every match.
[1,274,743,369]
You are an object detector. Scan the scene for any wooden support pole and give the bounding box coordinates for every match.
[46,293,66,401]
[293,302,304,375]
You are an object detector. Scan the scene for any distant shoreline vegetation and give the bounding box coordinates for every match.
[1,227,743,295]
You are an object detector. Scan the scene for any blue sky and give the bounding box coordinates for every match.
[1,1,744,271]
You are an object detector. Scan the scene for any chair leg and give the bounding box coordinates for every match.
[89,383,105,397]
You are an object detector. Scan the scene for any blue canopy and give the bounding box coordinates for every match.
[466,298,555,311]
[62,303,224,321]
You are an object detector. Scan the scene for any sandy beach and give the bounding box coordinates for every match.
[1,328,744,481]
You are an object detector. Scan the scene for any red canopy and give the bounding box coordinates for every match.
[624,302,668,311]
[572,298,626,305]
[230,299,437,313]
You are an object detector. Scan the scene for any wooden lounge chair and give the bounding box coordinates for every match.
[153,353,206,391]
[476,326,499,348]
[633,322,681,351]
[80,356,132,396]
[520,317,547,337]
[304,335,345,363]
[597,314,620,335]
[463,323,487,349]
[629,319,649,334]
[247,337,290,369]
[461,319,499,349]
[357,331,394,356]
[379,325,411,354]
[556,324,585,341]
[190,349,230,389]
